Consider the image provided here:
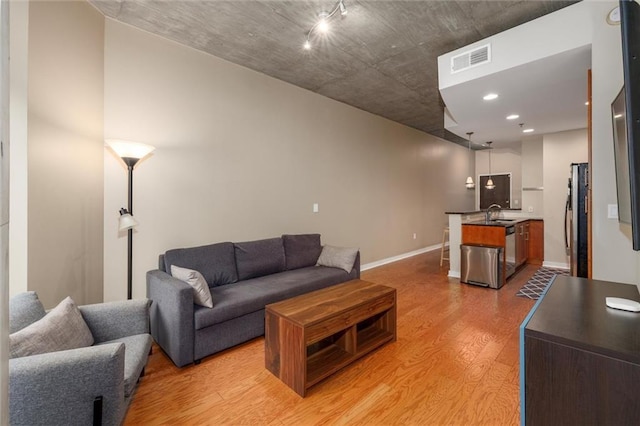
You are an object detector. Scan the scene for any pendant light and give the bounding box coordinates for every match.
[485,141,495,190]
[465,132,475,189]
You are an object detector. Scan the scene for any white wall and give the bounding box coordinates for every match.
[0,0,9,421]
[521,136,544,216]
[438,1,592,90]
[543,129,588,267]
[9,0,28,296]
[26,1,104,308]
[103,20,474,301]
[590,0,638,284]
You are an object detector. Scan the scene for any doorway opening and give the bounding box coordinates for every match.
[479,173,512,210]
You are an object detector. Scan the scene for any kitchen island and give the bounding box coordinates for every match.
[446,210,543,284]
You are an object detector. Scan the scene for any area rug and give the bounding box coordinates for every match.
[516,267,570,299]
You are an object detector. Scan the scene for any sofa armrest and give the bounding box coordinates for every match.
[80,299,151,343]
[9,343,126,426]
[352,251,361,278]
[146,269,195,367]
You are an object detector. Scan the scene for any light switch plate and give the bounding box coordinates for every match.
[608,204,618,219]
[313,203,319,213]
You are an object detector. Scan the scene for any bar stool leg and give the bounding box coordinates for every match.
[440,227,450,267]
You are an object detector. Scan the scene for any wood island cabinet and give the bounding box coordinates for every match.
[462,219,544,284]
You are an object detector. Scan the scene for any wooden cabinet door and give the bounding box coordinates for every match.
[524,222,530,261]
[527,220,544,265]
[515,223,527,266]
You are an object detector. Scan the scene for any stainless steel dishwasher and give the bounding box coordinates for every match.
[460,244,504,289]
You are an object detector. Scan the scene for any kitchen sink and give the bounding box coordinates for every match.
[489,219,516,223]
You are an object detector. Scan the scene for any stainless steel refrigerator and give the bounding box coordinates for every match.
[564,163,589,277]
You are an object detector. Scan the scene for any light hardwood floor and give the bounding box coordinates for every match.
[125,250,537,425]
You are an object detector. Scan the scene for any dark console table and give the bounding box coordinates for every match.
[520,275,640,425]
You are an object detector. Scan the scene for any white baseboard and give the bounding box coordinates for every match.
[542,261,570,270]
[361,243,442,271]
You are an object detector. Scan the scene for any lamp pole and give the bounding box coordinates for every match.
[123,157,139,300]
[106,139,155,301]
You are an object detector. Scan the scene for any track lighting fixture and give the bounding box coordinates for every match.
[303,0,348,50]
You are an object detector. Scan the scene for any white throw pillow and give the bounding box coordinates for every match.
[171,265,214,308]
[316,245,359,273]
[9,296,94,359]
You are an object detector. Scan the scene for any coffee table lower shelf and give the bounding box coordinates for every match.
[265,279,397,397]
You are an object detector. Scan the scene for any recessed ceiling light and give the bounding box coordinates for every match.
[506,114,519,120]
[585,101,589,106]
[303,40,311,50]
[523,128,534,133]
[483,93,499,101]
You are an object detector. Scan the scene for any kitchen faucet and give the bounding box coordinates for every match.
[486,204,502,222]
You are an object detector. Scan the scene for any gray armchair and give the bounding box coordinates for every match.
[9,297,153,426]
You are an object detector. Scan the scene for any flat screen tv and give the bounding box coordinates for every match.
[612,0,640,251]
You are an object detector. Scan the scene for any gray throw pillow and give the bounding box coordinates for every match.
[9,291,46,334]
[9,296,94,359]
[316,245,359,273]
[164,242,238,287]
[171,265,214,308]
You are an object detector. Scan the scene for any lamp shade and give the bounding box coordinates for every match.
[465,176,475,189]
[485,177,496,190]
[106,139,155,160]
[119,208,139,231]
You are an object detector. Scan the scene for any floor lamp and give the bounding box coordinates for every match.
[106,139,155,300]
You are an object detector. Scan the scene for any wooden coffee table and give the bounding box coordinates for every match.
[265,279,397,396]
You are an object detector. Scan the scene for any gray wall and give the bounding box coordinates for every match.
[26,1,104,308]
[102,19,474,301]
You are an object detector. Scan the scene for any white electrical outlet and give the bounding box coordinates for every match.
[412,233,417,240]
[313,203,319,213]
[608,204,618,219]
[514,199,519,206]
[528,206,534,213]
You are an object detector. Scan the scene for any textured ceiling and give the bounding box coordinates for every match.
[90,0,579,145]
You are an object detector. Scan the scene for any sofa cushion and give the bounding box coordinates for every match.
[282,234,322,270]
[194,266,353,330]
[9,291,46,334]
[171,265,214,308]
[10,297,94,359]
[316,245,359,273]
[96,334,153,397]
[164,242,238,287]
[234,238,285,280]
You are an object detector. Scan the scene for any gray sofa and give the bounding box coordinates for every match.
[9,294,152,426]
[147,234,360,367]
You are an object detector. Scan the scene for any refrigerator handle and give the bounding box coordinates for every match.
[564,196,570,253]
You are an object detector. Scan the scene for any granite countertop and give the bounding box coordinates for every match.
[445,209,523,215]
[463,217,542,227]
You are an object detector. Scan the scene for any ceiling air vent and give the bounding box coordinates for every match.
[451,44,491,74]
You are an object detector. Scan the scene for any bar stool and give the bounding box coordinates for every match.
[440,226,449,267]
